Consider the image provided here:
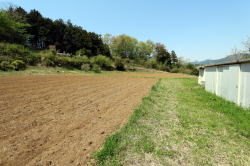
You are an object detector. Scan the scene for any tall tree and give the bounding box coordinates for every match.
[0,10,28,44]
[111,34,138,59]
[171,50,178,66]
[155,43,171,66]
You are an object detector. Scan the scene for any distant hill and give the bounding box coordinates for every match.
[192,53,250,65]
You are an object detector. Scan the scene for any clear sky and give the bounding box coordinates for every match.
[1,0,250,61]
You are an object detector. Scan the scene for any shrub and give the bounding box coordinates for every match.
[70,56,89,69]
[54,56,71,68]
[0,43,40,65]
[114,57,125,71]
[81,64,91,71]
[92,64,101,73]
[43,55,56,67]
[25,53,41,65]
[158,63,171,72]
[11,60,26,71]
[0,56,11,63]
[191,68,199,76]
[171,67,180,73]
[0,43,29,61]
[91,55,112,70]
[0,61,14,71]
[76,48,91,56]
[145,59,158,69]
[186,63,199,75]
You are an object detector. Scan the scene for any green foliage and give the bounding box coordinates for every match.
[145,59,158,69]
[70,56,90,69]
[54,56,71,68]
[43,55,56,67]
[91,55,112,70]
[0,61,14,71]
[76,48,91,56]
[171,67,180,73]
[0,43,40,65]
[0,10,29,44]
[186,63,199,75]
[155,43,171,66]
[158,62,171,72]
[110,34,138,59]
[41,52,90,69]
[95,133,121,164]
[11,60,26,70]
[80,63,91,71]
[114,57,125,71]
[92,64,101,73]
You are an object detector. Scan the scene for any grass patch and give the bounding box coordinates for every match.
[94,78,250,165]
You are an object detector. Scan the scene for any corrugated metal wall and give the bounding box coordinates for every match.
[202,63,250,108]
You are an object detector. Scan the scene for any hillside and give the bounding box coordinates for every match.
[193,53,250,65]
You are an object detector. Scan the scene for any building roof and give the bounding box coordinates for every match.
[199,53,250,68]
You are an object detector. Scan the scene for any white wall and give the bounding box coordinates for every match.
[239,63,250,108]
[202,63,250,108]
[198,68,205,85]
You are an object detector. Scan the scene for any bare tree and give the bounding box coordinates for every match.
[242,37,250,52]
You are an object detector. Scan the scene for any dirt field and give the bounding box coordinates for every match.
[0,72,188,166]
[110,72,194,78]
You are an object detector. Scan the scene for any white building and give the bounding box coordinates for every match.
[198,59,250,108]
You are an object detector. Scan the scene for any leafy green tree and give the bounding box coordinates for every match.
[0,10,29,44]
[155,43,171,66]
[111,34,138,59]
[171,50,178,66]
[137,41,154,60]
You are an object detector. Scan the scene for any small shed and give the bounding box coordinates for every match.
[198,59,250,108]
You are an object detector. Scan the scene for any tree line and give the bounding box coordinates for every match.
[0,6,198,75]
[0,6,110,56]
[103,34,180,71]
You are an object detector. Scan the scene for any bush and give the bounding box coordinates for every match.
[54,56,71,68]
[171,67,180,73]
[70,56,89,69]
[76,48,92,56]
[0,61,14,71]
[145,59,158,69]
[25,53,41,65]
[158,62,171,72]
[92,64,101,73]
[114,57,125,71]
[0,43,29,61]
[191,68,199,76]
[91,55,112,70]
[0,43,40,65]
[186,63,199,75]
[11,60,26,71]
[81,64,91,71]
[43,55,56,67]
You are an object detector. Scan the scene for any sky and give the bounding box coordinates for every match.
[1,0,250,61]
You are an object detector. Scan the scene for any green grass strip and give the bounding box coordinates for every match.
[95,78,250,165]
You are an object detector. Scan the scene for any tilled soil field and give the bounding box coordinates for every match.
[110,72,194,78]
[0,74,157,166]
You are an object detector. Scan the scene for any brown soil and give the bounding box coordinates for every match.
[110,72,194,78]
[0,74,157,166]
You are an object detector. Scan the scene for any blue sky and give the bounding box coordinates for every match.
[1,0,250,61]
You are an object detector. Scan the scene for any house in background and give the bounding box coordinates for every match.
[198,59,250,108]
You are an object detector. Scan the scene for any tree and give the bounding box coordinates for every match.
[0,10,29,44]
[110,34,138,59]
[137,41,154,60]
[243,37,250,52]
[171,50,178,66]
[155,43,171,66]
